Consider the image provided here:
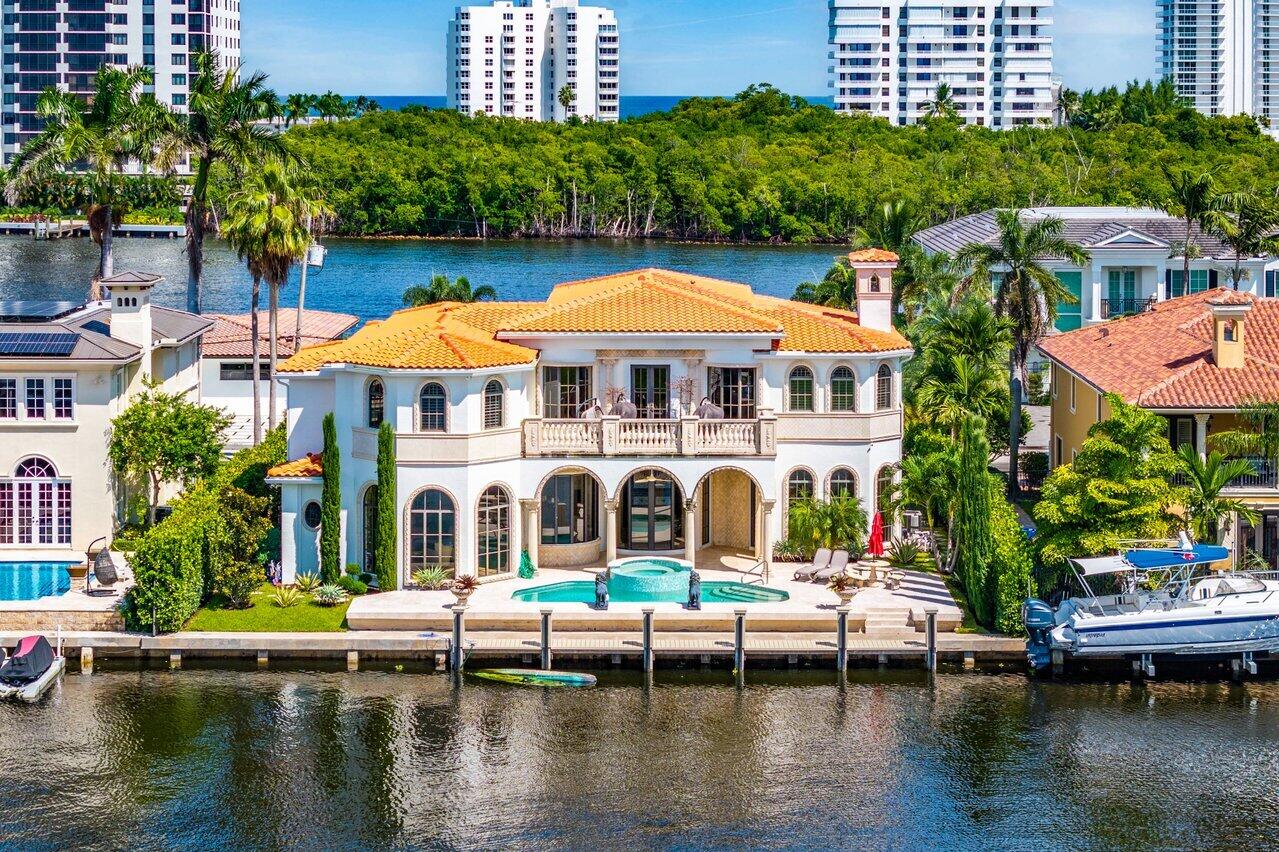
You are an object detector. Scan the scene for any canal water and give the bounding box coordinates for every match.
[0,236,843,321]
[0,666,1276,850]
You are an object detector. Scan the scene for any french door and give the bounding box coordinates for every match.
[631,365,669,419]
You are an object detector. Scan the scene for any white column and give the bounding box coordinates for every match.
[760,499,776,582]
[604,498,619,564]
[1154,261,1168,302]
[1090,260,1103,321]
[521,499,539,568]
[1195,413,1210,458]
[684,499,698,565]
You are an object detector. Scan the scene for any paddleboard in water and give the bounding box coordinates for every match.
[471,669,597,687]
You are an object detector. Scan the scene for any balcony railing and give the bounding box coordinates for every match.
[1101,297,1156,319]
[523,413,777,457]
[1224,457,1279,491]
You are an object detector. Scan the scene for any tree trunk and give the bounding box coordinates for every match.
[268,278,280,432]
[186,157,211,314]
[1183,219,1192,294]
[149,471,160,527]
[93,204,115,302]
[1007,350,1023,501]
[250,274,263,446]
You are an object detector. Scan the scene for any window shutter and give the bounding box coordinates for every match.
[1164,269,1172,300]
[1209,269,1219,289]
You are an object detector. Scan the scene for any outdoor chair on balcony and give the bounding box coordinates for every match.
[813,550,851,583]
[792,547,832,582]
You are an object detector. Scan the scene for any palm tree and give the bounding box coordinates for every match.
[4,65,160,298]
[315,91,351,121]
[920,83,959,120]
[1211,190,1279,288]
[916,354,1006,440]
[896,245,959,321]
[787,496,868,555]
[791,258,858,309]
[1056,87,1081,126]
[955,210,1090,498]
[401,275,498,307]
[221,162,328,443]
[283,93,317,127]
[1175,445,1259,542]
[153,51,286,315]
[558,85,575,117]
[1209,400,1279,464]
[1154,164,1226,295]
[857,199,925,254]
[892,449,959,532]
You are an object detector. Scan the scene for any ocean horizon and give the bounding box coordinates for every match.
[363,94,836,119]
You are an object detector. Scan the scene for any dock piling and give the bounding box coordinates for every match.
[540,608,553,670]
[169,652,181,670]
[924,608,938,672]
[836,606,849,671]
[256,650,269,667]
[733,608,746,674]
[641,608,655,672]
[450,605,467,673]
[80,646,94,674]
[346,650,359,672]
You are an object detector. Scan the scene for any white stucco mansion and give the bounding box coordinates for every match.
[268,254,912,586]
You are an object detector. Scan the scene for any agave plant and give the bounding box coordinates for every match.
[272,586,302,608]
[314,584,348,607]
[452,574,481,594]
[412,566,452,590]
[295,571,320,593]
[885,538,923,571]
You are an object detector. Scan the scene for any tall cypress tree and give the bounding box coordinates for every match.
[319,412,341,584]
[375,422,398,590]
[956,412,995,626]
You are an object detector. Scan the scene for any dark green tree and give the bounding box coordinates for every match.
[320,412,342,583]
[375,422,398,590]
[953,413,994,626]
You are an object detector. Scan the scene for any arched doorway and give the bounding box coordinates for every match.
[620,468,684,551]
[361,484,378,572]
[2,457,70,546]
[406,488,457,578]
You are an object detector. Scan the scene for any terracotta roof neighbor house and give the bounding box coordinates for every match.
[267,453,323,480]
[1037,289,1279,409]
[278,268,911,373]
[202,309,359,359]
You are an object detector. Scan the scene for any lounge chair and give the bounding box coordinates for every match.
[813,549,851,583]
[87,550,121,597]
[793,548,832,582]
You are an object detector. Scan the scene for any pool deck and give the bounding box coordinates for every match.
[346,559,964,635]
[0,551,130,631]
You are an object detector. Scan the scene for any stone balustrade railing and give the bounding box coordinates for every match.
[522,413,778,457]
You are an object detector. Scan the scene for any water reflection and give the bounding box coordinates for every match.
[1,668,1277,849]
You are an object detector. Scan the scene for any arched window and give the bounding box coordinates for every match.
[541,473,600,545]
[483,380,504,430]
[407,489,456,576]
[786,468,815,540]
[2,457,70,545]
[419,382,447,432]
[361,485,379,572]
[788,366,814,412]
[620,469,684,551]
[477,485,512,576]
[829,468,858,500]
[366,379,384,428]
[870,274,881,293]
[830,366,857,412]
[876,466,896,515]
[876,364,894,411]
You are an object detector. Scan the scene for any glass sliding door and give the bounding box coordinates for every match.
[1106,268,1137,316]
[542,366,592,419]
[707,367,756,419]
[631,365,669,419]
[621,469,684,551]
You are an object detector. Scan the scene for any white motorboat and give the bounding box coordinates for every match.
[1024,535,1279,673]
[0,634,65,703]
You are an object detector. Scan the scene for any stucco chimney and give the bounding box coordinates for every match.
[102,272,162,380]
[1207,290,1252,370]
[847,248,899,333]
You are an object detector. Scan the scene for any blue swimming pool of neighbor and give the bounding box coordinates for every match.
[512,558,790,604]
[0,562,74,601]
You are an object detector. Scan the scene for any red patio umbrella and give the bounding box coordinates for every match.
[867,511,885,559]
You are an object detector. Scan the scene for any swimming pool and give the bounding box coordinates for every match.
[0,562,74,601]
[511,580,790,604]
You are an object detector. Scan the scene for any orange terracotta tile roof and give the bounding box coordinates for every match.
[279,268,911,372]
[203,309,359,359]
[267,453,323,478]
[847,248,900,263]
[1037,288,1279,410]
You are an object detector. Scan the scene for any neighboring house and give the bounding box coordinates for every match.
[1038,288,1279,564]
[0,273,211,558]
[202,309,359,450]
[913,206,1279,332]
[268,256,913,586]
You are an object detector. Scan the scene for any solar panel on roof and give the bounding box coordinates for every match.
[0,332,79,357]
[0,301,81,323]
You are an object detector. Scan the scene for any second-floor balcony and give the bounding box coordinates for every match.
[523,414,777,457]
[1101,297,1156,319]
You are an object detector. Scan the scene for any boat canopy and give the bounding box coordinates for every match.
[1074,556,1132,577]
[1072,544,1231,577]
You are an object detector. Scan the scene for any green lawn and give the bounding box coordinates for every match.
[185,584,351,632]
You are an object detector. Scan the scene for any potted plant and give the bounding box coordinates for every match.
[451,574,480,606]
[827,572,858,605]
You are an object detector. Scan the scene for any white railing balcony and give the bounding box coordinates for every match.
[522,413,778,457]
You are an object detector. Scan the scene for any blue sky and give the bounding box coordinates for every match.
[244,0,1153,96]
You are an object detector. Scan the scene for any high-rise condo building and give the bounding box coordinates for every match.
[446,0,619,122]
[1157,0,1279,133]
[828,0,1054,129]
[1,0,242,166]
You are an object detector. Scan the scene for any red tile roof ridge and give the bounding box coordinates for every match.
[1206,287,1255,306]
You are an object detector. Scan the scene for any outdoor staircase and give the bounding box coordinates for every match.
[861,607,918,639]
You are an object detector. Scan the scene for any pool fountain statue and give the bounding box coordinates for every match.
[688,570,702,610]
[594,572,609,610]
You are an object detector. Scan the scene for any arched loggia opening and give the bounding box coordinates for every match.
[619,468,684,551]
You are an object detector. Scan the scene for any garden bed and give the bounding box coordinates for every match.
[185,583,350,632]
